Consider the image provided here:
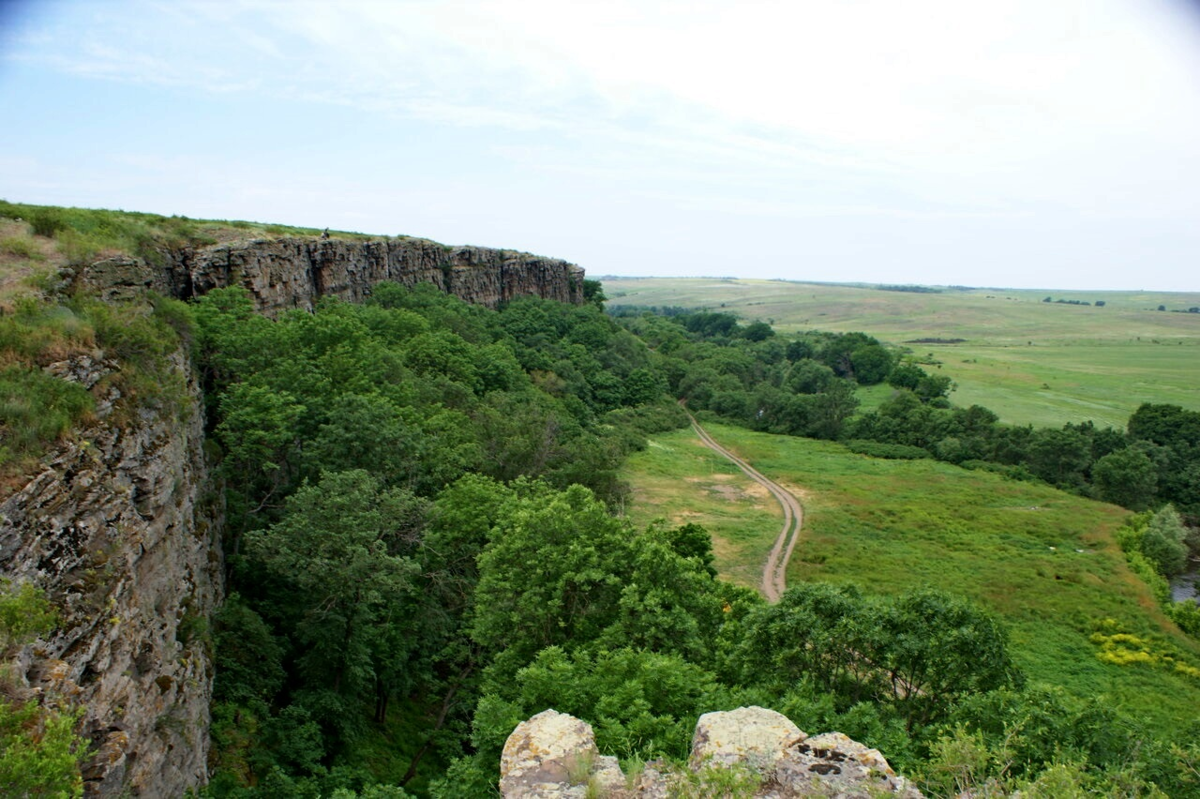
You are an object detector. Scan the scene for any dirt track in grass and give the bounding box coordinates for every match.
[686,413,804,602]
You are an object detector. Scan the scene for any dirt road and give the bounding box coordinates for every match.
[686,415,804,602]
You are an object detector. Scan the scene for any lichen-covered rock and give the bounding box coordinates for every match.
[499,708,922,798]
[1,350,223,797]
[691,705,803,772]
[79,236,586,315]
[774,730,922,798]
[500,709,602,798]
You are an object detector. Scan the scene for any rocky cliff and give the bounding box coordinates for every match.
[81,236,586,314]
[0,232,584,797]
[500,707,922,798]
[0,351,222,797]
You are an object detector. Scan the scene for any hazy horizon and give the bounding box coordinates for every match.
[598,274,1200,296]
[4,1,1200,292]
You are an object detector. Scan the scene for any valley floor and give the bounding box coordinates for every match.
[622,422,1200,735]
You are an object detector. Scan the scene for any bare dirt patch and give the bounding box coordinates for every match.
[706,484,744,501]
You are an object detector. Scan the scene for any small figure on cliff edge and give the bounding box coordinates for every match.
[320,228,330,240]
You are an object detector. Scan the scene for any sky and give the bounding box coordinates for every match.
[2,0,1200,291]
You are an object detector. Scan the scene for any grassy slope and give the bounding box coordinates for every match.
[622,421,1200,734]
[603,277,1200,427]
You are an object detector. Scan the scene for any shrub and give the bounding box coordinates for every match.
[0,235,43,261]
[0,366,94,466]
[845,440,931,460]
[25,208,66,238]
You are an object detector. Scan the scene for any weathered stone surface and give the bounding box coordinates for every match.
[78,236,585,314]
[499,707,922,798]
[773,730,922,798]
[500,709,601,798]
[691,705,803,772]
[79,256,169,303]
[2,350,223,798]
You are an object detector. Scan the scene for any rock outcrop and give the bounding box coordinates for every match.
[0,351,222,797]
[500,707,922,798]
[0,230,581,797]
[80,236,585,314]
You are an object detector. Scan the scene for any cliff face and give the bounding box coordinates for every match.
[0,351,222,797]
[0,233,581,795]
[81,237,585,314]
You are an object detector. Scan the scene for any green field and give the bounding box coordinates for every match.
[622,421,1200,734]
[603,277,1200,428]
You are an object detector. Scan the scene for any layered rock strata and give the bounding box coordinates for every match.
[0,351,222,797]
[81,236,585,314]
[500,707,922,798]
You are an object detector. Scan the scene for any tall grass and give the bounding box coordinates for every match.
[622,422,1200,735]
[0,201,376,267]
[0,293,192,475]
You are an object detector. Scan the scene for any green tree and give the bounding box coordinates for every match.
[0,699,84,798]
[247,470,423,740]
[304,393,423,490]
[1093,447,1158,510]
[1025,428,1091,488]
[887,363,925,391]
[914,372,954,403]
[740,321,775,342]
[786,360,835,395]
[481,646,732,761]
[807,378,860,439]
[471,483,632,680]
[738,583,872,698]
[0,579,57,651]
[1140,505,1189,577]
[582,279,606,307]
[849,343,894,385]
[870,588,1018,728]
[215,382,306,527]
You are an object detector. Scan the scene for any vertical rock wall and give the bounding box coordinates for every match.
[2,232,584,796]
[0,352,222,797]
[82,237,586,314]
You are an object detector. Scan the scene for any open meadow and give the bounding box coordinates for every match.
[603,277,1200,428]
[622,421,1200,734]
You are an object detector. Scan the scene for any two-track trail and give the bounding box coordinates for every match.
[685,413,804,602]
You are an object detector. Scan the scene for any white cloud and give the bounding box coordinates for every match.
[4,0,1200,288]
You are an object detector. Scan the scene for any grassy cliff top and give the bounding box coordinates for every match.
[0,200,387,308]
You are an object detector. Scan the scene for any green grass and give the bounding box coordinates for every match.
[623,433,783,588]
[0,293,191,478]
[621,421,1200,734]
[0,199,384,273]
[604,277,1200,428]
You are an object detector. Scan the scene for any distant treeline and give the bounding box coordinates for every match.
[877,284,941,293]
[1043,297,1105,307]
[612,307,1200,523]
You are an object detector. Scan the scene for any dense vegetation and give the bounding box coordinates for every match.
[2,204,1199,795]
[604,276,1200,429]
[613,306,1200,522]
[191,291,1199,796]
[0,580,84,797]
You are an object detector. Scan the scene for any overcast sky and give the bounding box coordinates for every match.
[3,0,1200,290]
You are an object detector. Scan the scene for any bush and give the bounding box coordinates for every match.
[845,440,931,460]
[0,235,43,261]
[0,698,84,797]
[26,208,66,238]
[0,366,94,465]
[1141,506,1189,578]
